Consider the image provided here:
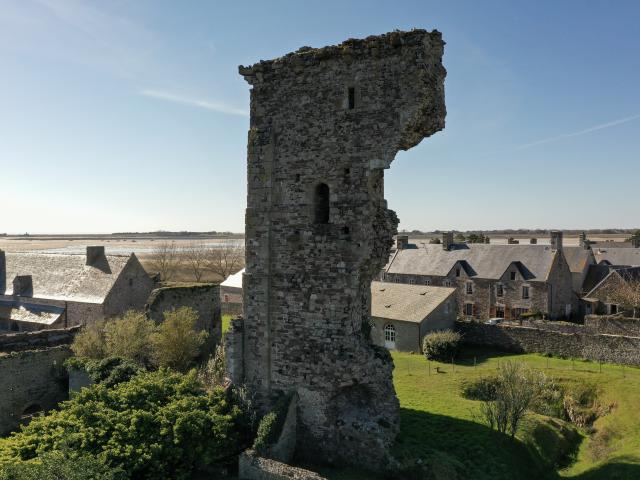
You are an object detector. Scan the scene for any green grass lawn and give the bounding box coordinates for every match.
[318,349,640,480]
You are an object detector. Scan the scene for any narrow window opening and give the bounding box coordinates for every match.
[348,87,355,109]
[295,173,301,182]
[342,226,350,235]
[313,183,330,224]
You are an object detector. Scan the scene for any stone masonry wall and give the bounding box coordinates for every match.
[0,326,79,352]
[0,346,71,435]
[236,29,446,468]
[456,321,640,366]
[584,315,640,336]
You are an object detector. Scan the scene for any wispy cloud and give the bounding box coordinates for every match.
[516,113,640,150]
[139,89,248,116]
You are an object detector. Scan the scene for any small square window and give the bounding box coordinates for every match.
[510,271,517,281]
[522,286,530,299]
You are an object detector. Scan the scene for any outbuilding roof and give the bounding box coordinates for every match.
[371,281,455,323]
[593,248,640,267]
[563,247,594,274]
[385,244,558,282]
[1,252,132,303]
[0,299,64,326]
[221,268,244,289]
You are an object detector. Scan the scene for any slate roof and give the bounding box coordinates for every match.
[385,244,558,282]
[593,248,640,267]
[371,281,456,323]
[563,247,594,274]
[0,299,64,325]
[1,252,131,303]
[585,266,640,298]
[582,264,616,294]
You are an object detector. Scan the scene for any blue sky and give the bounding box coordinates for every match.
[1,0,638,234]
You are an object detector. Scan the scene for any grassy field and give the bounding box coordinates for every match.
[315,349,640,480]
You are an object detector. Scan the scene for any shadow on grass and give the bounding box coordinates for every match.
[394,407,558,480]
[569,456,640,480]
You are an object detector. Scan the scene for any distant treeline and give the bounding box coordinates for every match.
[401,229,639,235]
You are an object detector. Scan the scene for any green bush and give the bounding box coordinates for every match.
[151,307,208,372]
[65,357,144,388]
[461,376,500,401]
[422,330,461,361]
[0,452,122,480]
[0,370,252,480]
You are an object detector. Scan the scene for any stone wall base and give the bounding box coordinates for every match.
[238,451,326,480]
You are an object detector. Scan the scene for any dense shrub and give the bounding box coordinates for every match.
[151,307,208,372]
[461,376,501,401]
[0,370,253,480]
[104,311,156,367]
[422,330,461,361]
[70,320,107,359]
[66,357,144,388]
[0,452,122,480]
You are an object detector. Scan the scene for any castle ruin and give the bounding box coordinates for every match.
[229,29,446,467]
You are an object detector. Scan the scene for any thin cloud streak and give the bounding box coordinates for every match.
[516,112,640,150]
[140,89,248,116]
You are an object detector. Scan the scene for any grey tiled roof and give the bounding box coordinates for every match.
[563,247,594,274]
[385,244,557,281]
[0,299,64,325]
[371,281,455,323]
[593,248,640,267]
[2,252,131,303]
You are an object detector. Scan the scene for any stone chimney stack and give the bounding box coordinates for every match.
[0,250,5,294]
[13,275,33,296]
[550,230,563,252]
[442,231,454,251]
[86,246,106,266]
[579,232,590,249]
[395,235,409,250]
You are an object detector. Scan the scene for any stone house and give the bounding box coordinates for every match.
[382,231,575,320]
[220,268,243,315]
[0,247,153,331]
[370,281,456,352]
[582,266,640,316]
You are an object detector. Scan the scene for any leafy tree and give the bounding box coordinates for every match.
[104,311,156,367]
[422,330,461,361]
[0,371,252,480]
[454,233,466,242]
[151,307,208,372]
[147,241,179,281]
[70,320,107,359]
[429,237,442,244]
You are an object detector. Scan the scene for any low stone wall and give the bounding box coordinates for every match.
[456,321,640,366]
[238,451,326,480]
[0,346,71,435]
[584,315,640,337]
[0,326,79,353]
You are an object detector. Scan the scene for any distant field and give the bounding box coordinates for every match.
[314,349,640,480]
[407,234,631,246]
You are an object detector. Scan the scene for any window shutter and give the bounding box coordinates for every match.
[472,304,478,317]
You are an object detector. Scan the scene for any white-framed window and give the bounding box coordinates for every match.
[409,278,416,285]
[510,271,517,281]
[522,286,530,300]
[443,280,452,287]
[466,282,473,295]
[465,303,474,317]
[496,284,504,297]
[424,278,431,286]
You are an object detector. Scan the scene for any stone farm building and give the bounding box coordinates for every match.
[0,247,153,331]
[582,266,640,316]
[382,231,575,320]
[370,281,456,352]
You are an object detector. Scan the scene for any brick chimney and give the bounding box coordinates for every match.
[395,235,409,250]
[86,246,106,266]
[632,237,640,248]
[550,230,563,252]
[13,275,33,296]
[442,231,454,251]
[0,250,5,294]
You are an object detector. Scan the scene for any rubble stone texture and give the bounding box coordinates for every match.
[236,29,446,466]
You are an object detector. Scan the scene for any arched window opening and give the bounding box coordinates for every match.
[384,324,396,349]
[314,183,330,224]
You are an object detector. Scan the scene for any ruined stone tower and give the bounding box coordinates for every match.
[233,29,446,466]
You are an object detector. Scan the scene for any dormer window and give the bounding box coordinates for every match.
[456,268,461,277]
[510,271,517,281]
